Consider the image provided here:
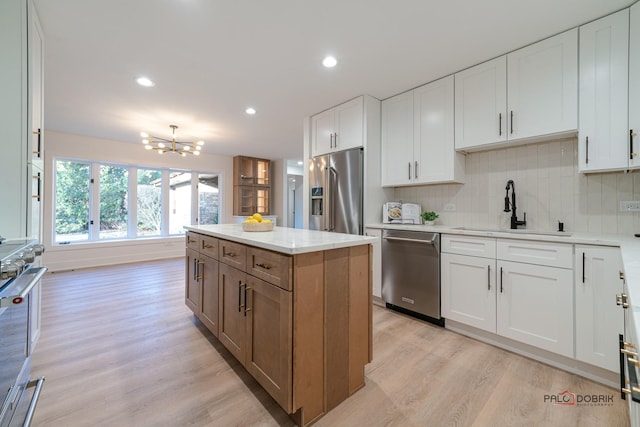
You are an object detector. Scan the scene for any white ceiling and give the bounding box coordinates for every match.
[34,0,634,161]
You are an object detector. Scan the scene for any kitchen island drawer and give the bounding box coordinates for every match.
[497,239,573,268]
[247,247,292,290]
[186,231,200,251]
[442,234,496,258]
[200,235,219,259]
[219,239,247,270]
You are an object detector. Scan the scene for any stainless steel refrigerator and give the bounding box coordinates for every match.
[309,147,363,235]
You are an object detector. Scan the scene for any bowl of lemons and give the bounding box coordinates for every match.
[242,213,274,232]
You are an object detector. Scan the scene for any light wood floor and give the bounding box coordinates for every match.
[31,258,629,427]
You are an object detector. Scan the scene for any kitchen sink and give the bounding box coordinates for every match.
[454,227,572,237]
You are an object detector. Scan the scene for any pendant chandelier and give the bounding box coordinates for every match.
[141,125,204,156]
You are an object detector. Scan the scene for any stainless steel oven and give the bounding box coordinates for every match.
[0,239,46,427]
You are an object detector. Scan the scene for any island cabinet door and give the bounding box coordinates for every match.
[218,263,247,364]
[245,275,293,412]
[185,248,201,313]
[200,254,219,337]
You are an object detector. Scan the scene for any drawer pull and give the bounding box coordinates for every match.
[203,243,215,249]
[256,262,272,270]
[225,252,237,258]
[621,348,638,356]
[629,357,640,366]
[617,293,630,308]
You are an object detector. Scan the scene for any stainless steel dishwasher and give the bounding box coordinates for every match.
[381,229,442,325]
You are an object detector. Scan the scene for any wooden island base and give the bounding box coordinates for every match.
[184,228,373,427]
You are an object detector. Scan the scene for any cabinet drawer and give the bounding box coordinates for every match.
[186,232,200,251]
[441,234,496,258]
[219,240,247,270]
[200,235,219,259]
[247,247,292,291]
[497,239,573,268]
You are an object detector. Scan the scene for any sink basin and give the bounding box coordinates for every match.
[454,227,572,237]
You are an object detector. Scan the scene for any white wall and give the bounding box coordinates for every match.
[42,130,234,271]
[393,137,640,235]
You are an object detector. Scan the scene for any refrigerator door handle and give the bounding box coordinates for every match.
[328,167,337,231]
[324,167,330,231]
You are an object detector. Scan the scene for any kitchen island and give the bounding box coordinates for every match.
[183,224,375,426]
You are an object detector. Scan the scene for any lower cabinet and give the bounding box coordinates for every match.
[575,245,624,371]
[442,234,625,373]
[496,260,574,357]
[245,274,292,411]
[364,227,382,299]
[185,233,220,337]
[441,252,496,332]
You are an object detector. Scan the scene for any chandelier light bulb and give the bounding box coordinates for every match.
[157,142,166,148]
[144,145,152,150]
[140,132,149,138]
[194,151,200,156]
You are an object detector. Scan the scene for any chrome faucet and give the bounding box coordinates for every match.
[504,180,526,229]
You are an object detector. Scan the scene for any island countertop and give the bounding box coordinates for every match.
[184,224,376,255]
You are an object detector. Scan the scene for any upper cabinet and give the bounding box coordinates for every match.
[579,9,631,173]
[233,156,271,216]
[455,29,578,152]
[629,3,640,170]
[311,97,363,157]
[0,0,44,239]
[382,75,465,187]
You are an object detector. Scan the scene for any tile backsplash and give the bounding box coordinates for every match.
[394,137,640,235]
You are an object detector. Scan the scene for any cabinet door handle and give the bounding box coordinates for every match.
[498,113,502,136]
[329,133,333,148]
[196,260,204,280]
[582,252,585,284]
[487,265,491,290]
[500,266,504,293]
[238,280,243,312]
[256,262,272,270]
[193,258,198,281]
[414,161,418,179]
[510,110,514,134]
[32,173,41,201]
[621,334,627,400]
[408,162,411,180]
[585,136,589,164]
[631,130,638,160]
[33,128,41,158]
[244,286,252,316]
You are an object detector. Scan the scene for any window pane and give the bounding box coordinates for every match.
[99,165,128,239]
[169,172,191,234]
[198,174,219,225]
[137,169,162,236]
[55,160,90,243]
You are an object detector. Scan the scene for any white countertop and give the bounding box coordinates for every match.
[185,224,376,255]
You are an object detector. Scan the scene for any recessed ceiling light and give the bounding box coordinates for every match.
[245,107,256,115]
[322,56,337,68]
[136,77,155,87]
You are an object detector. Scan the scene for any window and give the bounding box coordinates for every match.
[53,159,219,244]
[137,169,162,237]
[55,160,90,243]
[99,165,129,240]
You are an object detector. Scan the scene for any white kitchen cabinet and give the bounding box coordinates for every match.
[579,9,630,173]
[442,234,574,358]
[381,76,464,186]
[496,260,574,358]
[454,57,507,150]
[441,252,496,332]
[365,228,382,299]
[311,96,363,157]
[454,29,577,152]
[381,91,413,186]
[629,2,640,170]
[575,245,624,372]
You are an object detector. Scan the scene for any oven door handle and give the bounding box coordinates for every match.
[23,376,45,427]
[0,267,47,307]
